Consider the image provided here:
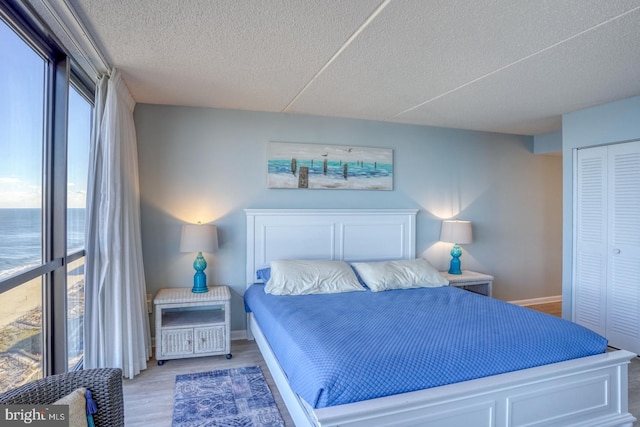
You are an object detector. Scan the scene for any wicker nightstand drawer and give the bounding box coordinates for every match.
[194,326,226,354]
[160,328,194,356]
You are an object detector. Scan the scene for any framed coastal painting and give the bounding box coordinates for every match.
[267,141,393,190]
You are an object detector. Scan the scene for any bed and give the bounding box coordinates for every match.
[245,209,636,427]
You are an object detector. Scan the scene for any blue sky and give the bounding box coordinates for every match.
[1,20,90,209]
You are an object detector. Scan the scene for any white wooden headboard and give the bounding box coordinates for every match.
[245,209,418,286]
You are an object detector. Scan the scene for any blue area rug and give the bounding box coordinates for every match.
[172,366,284,427]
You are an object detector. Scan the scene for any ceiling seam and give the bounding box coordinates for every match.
[281,0,392,113]
[393,6,640,119]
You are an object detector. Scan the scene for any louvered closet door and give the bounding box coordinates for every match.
[574,146,608,336]
[606,141,640,353]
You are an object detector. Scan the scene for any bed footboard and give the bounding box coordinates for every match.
[249,314,635,427]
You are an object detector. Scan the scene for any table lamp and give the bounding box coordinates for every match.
[180,222,218,293]
[440,220,472,275]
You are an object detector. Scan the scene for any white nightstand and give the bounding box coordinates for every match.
[440,270,494,297]
[154,286,231,365]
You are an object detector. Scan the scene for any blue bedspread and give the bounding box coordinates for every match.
[244,285,607,409]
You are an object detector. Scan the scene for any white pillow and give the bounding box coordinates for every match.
[351,258,449,292]
[53,387,88,427]
[265,260,366,295]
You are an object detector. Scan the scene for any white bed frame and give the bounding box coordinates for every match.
[245,209,636,427]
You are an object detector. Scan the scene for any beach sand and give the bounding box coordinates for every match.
[268,172,392,190]
[0,279,42,328]
[0,270,85,392]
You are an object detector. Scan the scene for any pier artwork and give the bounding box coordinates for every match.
[267,141,393,190]
[298,166,309,188]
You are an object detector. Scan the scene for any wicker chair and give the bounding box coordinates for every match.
[0,368,124,427]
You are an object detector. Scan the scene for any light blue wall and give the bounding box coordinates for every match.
[561,96,640,318]
[134,104,563,333]
[533,131,562,154]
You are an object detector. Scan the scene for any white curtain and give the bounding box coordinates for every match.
[84,69,151,379]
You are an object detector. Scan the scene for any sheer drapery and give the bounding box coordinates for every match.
[84,70,151,379]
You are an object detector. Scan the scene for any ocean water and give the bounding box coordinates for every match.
[0,208,85,279]
[268,159,392,179]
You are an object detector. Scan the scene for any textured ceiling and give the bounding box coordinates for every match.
[43,0,640,135]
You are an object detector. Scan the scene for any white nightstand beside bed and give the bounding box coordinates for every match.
[154,286,232,365]
[245,209,635,427]
[441,270,493,297]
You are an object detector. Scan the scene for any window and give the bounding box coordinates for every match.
[0,17,46,392]
[66,86,91,371]
[0,5,93,392]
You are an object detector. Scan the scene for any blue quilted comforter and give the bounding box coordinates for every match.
[244,285,607,409]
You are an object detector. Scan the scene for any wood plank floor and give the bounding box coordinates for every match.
[123,300,640,426]
[525,301,562,317]
[122,340,295,426]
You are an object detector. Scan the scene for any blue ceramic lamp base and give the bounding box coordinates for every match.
[448,243,463,275]
[191,252,209,293]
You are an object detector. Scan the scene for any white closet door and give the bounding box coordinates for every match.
[606,141,640,353]
[574,146,608,336]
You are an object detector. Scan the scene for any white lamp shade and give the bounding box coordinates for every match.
[440,220,472,244]
[180,224,219,253]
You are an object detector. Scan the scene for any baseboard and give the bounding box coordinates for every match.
[509,295,562,306]
[232,329,248,341]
